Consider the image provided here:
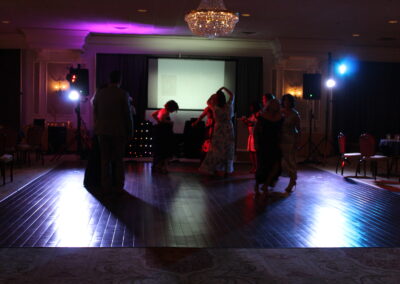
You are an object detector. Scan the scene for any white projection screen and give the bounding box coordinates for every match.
[148,58,236,110]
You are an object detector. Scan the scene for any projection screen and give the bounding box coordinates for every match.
[148,58,236,110]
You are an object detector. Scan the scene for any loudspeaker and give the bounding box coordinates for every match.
[183,119,205,158]
[48,126,67,154]
[303,73,321,100]
[66,67,89,96]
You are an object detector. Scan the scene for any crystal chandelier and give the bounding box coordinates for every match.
[185,0,239,38]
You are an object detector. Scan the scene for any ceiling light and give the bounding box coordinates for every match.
[137,9,148,13]
[388,20,398,24]
[1,20,11,24]
[185,0,239,38]
[241,13,250,17]
[352,33,360,37]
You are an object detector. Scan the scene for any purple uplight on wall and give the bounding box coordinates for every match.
[71,21,176,35]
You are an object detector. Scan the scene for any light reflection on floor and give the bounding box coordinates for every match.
[55,170,100,247]
[2,162,400,248]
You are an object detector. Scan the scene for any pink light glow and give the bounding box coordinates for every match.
[69,21,177,35]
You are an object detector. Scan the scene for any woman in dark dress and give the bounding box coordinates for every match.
[254,99,283,195]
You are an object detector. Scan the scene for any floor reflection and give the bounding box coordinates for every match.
[55,169,97,247]
[1,162,400,248]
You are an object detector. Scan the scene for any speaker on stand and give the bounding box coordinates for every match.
[299,73,323,164]
[313,52,336,164]
[303,73,321,100]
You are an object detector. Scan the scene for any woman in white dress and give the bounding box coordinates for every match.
[280,94,301,193]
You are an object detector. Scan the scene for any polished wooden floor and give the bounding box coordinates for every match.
[1,161,400,248]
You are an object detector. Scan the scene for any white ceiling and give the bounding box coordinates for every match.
[0,0,399,48]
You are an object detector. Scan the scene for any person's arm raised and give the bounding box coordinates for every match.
[219,87,234,104]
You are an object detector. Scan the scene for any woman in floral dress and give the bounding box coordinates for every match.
[200,87,235,176]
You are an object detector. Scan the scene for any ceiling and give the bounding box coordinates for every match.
[0,0,399,48]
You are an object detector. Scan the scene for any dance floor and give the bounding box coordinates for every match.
[1,161,400,248]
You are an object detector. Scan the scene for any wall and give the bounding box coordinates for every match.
[20,49,91,130]
[83,35,279,130]
[2,30,400,154]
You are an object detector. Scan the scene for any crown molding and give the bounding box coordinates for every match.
[22,28,89,50]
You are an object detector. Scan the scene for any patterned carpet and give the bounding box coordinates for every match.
[1,248,399,283]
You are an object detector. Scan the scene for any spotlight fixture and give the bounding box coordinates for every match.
[326,79,336,88]
[388,20,398,24]
[68,90,81,101]
[66,65,89,97]
[338,64,347,75]
[335,57,358,76]
[352,33,360,37]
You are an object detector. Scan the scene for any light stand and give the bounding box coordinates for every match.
[299,102,323,164]
[51,96,89,161]
[311,52,336,165]
[75,101,83,158]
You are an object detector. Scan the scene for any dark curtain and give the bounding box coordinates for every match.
[96,54,148,121]
[235,57,263,117]
[0,49,20,129]
[332,61,400,148]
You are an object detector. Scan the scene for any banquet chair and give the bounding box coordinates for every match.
[0,133,14,185]
[17,126,45,166]
[335,132,361,175]
[2,128,19,158]
[355,133,389,180]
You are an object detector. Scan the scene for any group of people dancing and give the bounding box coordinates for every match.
[151,87,235,176]
[249,93,301,195]
[91,70,299,197]
[150,86,301,196]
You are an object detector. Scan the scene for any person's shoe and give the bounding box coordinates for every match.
[269,179,277,188]
[284,181,296,194]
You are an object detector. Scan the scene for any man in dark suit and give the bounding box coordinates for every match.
[93,71,133,194]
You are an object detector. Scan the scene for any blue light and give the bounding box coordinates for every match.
[338,64,347,75]
[335,57,358,76]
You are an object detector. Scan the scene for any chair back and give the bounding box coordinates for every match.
[26,126,44,146]
[338,132,346,154]
[3,128,18,149]
[0,133,5,155]
[359,133,376,157]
